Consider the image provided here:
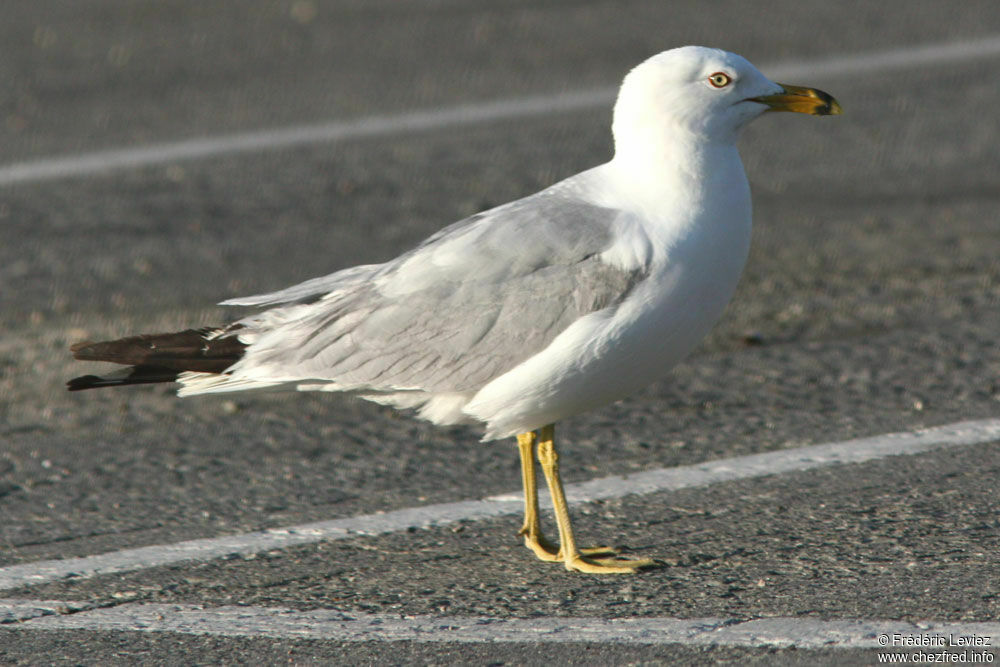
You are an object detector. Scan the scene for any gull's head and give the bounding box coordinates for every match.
[612,46,841,155]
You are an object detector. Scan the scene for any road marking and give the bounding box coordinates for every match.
[0,599,96,624]
[5,599,1000,648]
[1,418,998,592]
[0,89,614,187]
[761,32,1000,80]
[1,34,999,186]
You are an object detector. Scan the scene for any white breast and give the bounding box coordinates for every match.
[465,153,753,440]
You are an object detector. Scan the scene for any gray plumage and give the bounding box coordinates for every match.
[216,178,649,396]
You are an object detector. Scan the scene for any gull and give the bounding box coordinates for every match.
[68,46,841,574]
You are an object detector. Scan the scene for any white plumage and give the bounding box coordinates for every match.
[178,47,803,439]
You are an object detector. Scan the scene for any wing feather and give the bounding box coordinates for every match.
[225,179,650,394]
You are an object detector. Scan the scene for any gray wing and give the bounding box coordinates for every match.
[234,181,650,393]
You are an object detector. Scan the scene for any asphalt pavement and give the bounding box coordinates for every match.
[3,1,1000,664]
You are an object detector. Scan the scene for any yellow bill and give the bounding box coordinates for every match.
[751,83,843,116]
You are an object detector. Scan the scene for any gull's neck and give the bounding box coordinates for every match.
[605,127,744,219]
[606,71,747,213]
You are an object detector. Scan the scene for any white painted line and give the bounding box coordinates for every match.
[0,598,97,624]
[763,32,1000,80]
[560,417,1000,504]
[8,600,1000,648]
[2,34,1000,186]
[0,89,614,187]
[1,418,998,592]
[0,500,507,592]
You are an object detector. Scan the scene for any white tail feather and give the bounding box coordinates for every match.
[176,371,287,396]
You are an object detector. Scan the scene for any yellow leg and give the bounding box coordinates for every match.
[517,431,561,561]
[517,431,618,562]
[535,424,656,574]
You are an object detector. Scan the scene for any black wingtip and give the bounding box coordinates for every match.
[67,375,107,391]
[66,365,181,392]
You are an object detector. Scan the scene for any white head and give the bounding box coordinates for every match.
[612,46,840,160]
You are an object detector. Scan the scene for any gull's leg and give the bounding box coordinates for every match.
[517,431,618,563]
[536,424,656,574]
[517,431,560,561]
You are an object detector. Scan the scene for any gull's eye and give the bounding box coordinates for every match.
[708,72,732,88]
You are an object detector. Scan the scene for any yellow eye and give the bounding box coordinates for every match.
[708,72,732,88]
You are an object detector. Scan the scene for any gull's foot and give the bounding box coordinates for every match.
[579,545,620,557]
[564,555,658,574]
[521,531,619,562]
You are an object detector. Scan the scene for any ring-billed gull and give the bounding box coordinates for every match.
[69,46,841,574]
